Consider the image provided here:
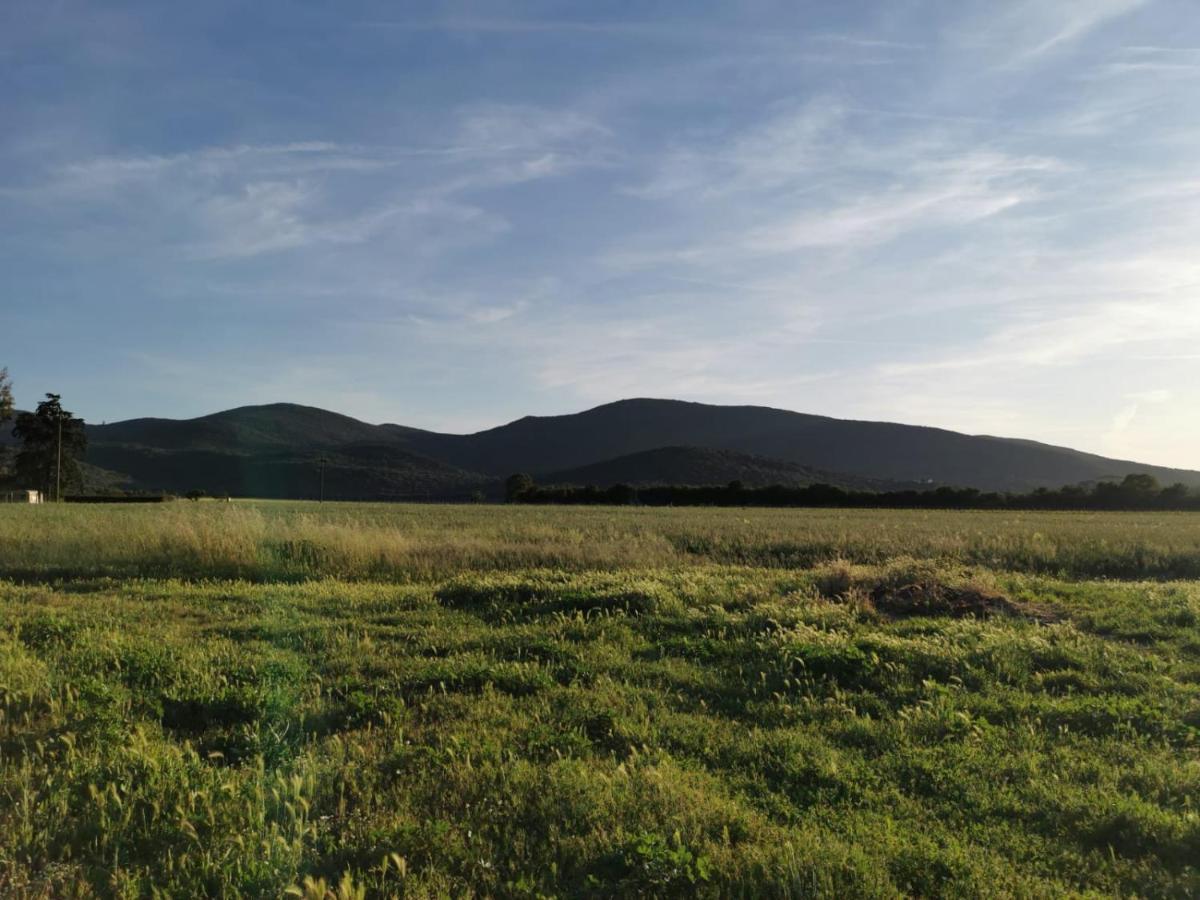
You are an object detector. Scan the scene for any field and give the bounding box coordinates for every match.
[1,502,1198,897]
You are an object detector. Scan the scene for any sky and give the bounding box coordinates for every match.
[2,0,1200,468]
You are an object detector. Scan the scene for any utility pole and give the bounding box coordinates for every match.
[318,456,327,503]
[55,413,62,503]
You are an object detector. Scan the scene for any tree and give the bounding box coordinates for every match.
[0,368,12,426]
[1161,482,1192,505]
[505,472,534,502]
[0,368,12,482]
[1120,473,1160,496]
[13,394,87,500]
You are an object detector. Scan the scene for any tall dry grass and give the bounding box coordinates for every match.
[2,500,1200,580]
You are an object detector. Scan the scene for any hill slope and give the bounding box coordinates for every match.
[88,403,396,452]
[6,399,1195,497]
[544,446,907,490]
[83,442,486,500]
[391,399,1200,492]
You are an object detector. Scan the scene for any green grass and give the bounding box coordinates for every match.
[3,501,1200,581]
[1,502,1198,897]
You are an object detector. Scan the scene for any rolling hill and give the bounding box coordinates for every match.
[82,441,486,500]
[3,406,483,499]
[393,399,1200,491]
[5,398,1198,497]
[543,446,909,491]
[87,403,395,452]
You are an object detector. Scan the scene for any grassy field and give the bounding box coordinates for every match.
[1,502,1198,897]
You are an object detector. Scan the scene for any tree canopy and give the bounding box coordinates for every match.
[0,367,12,425]
[13,393,87,499]
[505,472,535,502]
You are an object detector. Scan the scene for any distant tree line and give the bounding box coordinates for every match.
[505,472,1200,511]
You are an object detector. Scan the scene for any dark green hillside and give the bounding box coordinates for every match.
[544,445,906,490]
[397,399,1200,492]
[76,405,484,499]
[86,443,486,500]
[88,403,393,452]
[9,398,1197,497]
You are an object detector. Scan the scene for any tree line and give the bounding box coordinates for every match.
[505,472,1200,511]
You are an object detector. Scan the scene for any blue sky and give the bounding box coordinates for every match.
[2,0,1199,467]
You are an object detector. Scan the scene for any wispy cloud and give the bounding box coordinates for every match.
[1094,44,1200,77]
[1022,0,1149,58]
[5,0,1200,466]
[614,102,1057,271]
[810,34,925,52]
[741,153,1042,254]
[946,0,1151,67]
[881,297,1200,376]
[357,17,681,37]
[5,105,610,261]
[359,17,924,56]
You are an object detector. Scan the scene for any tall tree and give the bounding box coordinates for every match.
[0,367,12,426]
[0,368,12,483]
[505,472,534,502]
[13,394,87,500]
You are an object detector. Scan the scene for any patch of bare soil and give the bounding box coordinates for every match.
[869,581,1059,624]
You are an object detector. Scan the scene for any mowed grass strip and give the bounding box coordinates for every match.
[1,516,1198,898]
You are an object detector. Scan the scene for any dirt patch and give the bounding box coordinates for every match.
[869,581,1059,623]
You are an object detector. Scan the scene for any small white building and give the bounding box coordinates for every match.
[0,489,43,504]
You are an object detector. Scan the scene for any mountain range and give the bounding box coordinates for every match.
[4,398,1197,499]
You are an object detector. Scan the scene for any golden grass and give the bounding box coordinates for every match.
[3,500,1200,581]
